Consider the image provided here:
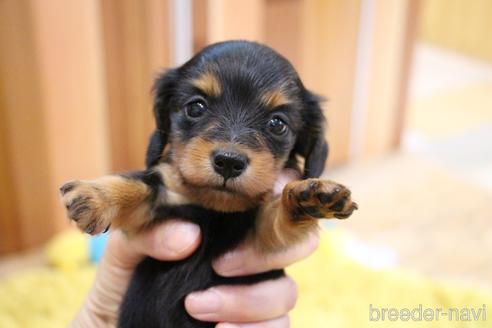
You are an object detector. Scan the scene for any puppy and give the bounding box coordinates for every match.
[60,40,357,327]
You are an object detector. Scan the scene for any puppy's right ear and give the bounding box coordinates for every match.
[145,69,178,168]
[290,90,329,178]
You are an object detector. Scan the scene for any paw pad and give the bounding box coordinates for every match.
[59,180,112,235]
[284,178,358,220]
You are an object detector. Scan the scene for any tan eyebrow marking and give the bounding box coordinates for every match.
[191,72,222,97]
[261,89,291,110]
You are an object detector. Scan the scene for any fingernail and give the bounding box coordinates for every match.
[213,250,244,275]
[186,289,221,314]
[160,221,200,254]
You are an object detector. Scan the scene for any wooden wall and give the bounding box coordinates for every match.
[357,0,419,158]
[0,0,172,254]
[0,0,416,254]
[0,0,81,253]
[420,0,492,62]
[101,0,172,172]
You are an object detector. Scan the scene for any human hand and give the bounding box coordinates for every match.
[70,220,201,327]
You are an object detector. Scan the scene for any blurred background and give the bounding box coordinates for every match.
[0,0,491,327]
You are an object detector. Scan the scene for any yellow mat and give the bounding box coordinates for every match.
[0,231,490,327]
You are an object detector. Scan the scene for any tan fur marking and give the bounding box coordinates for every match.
[171,137,281,212]
[235,148,278,198]
[191,72,222,97]
[253,195,318,253]
[261,89,291,109]
[61,176,152,235]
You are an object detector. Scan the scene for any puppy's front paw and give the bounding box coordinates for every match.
[60,180,113,235]
[284,178,358,220]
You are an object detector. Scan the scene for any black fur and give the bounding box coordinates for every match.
[119,41,329,327]
[120,205,284,328]
[145,130,167,167]
[294,91,329,178]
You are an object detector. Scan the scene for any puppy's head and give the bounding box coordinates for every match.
[147,41,328,211]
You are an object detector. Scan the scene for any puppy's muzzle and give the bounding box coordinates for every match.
[211,149,249,180]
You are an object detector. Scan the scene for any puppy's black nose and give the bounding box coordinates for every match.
[211,150,249,180]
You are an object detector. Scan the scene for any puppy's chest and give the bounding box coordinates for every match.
[153,204,259,258]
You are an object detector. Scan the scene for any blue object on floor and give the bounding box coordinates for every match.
[89,233,109,263]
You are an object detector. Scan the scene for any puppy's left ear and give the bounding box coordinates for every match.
[293,90,329,178]
[145,69,179,168]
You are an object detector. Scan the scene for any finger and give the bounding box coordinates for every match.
[213,231,319,277]
[185,276,297,323]
[128,219,201,261]
[216,316,290,328]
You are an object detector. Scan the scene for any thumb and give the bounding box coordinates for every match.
[107,220,202,269]
[132,219,202,261]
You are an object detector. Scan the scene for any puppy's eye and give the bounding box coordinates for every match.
[185,100,207,118]
[267,117,288,135]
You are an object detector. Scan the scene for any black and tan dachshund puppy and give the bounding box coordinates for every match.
[60,40,357,327]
